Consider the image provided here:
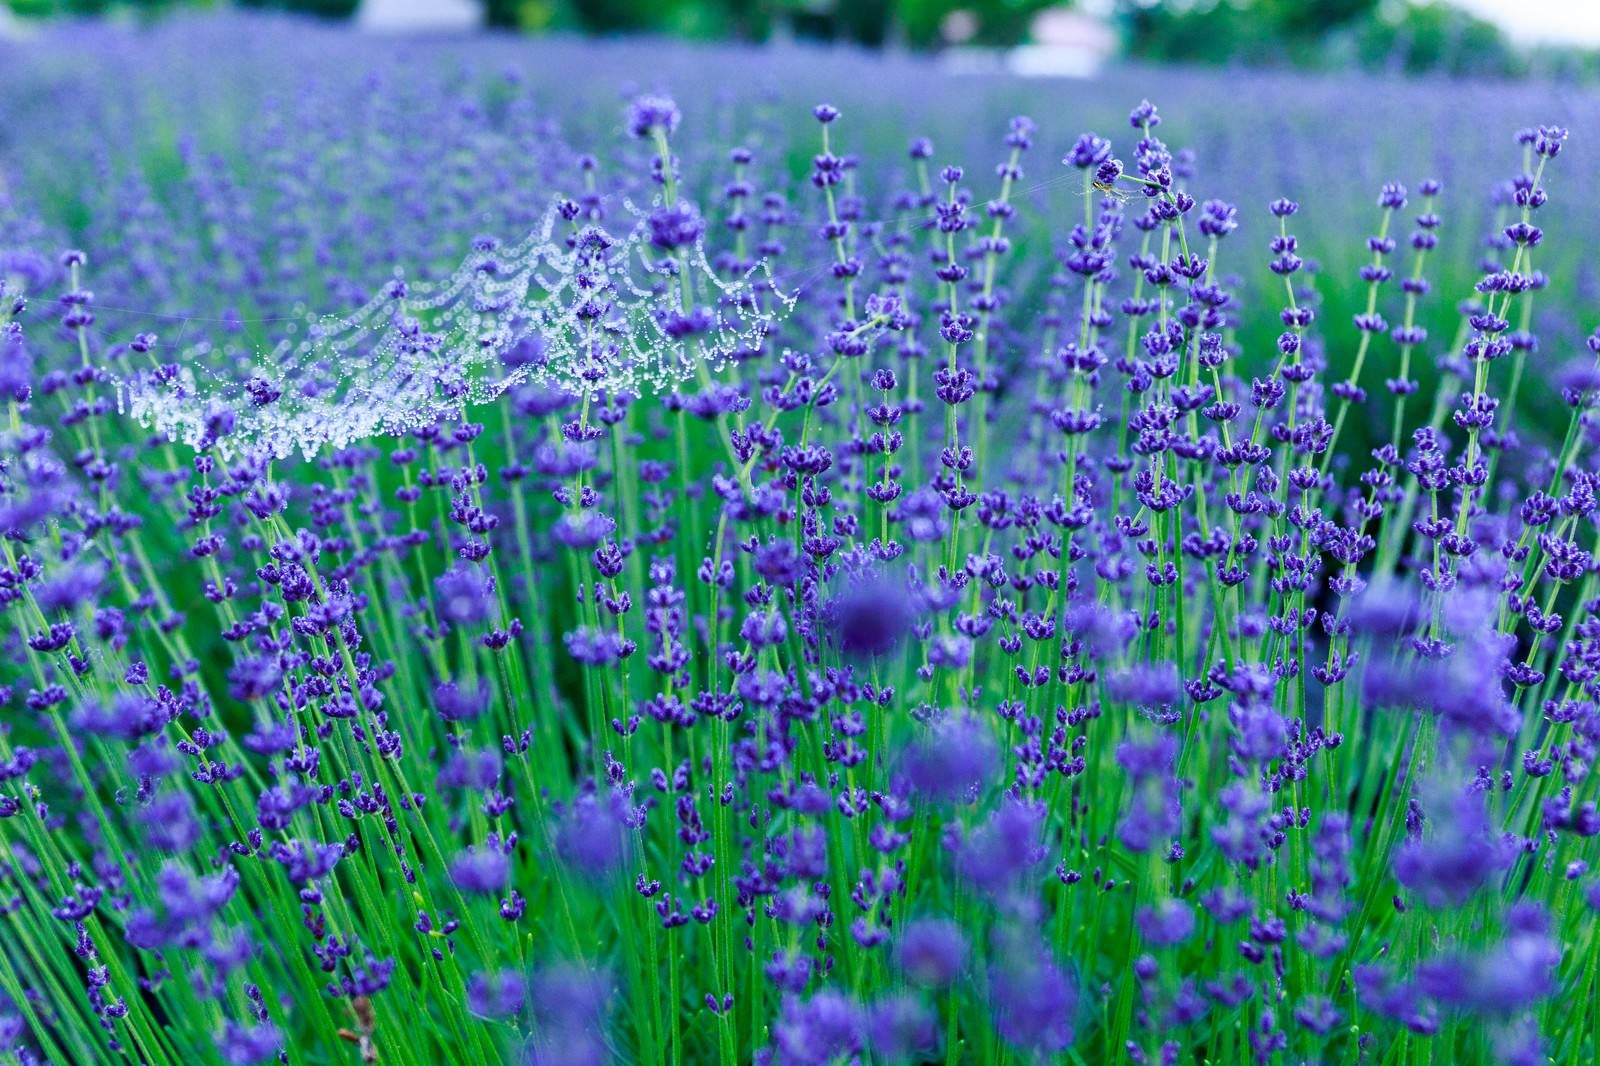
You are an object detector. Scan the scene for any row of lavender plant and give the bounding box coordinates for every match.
[3,29,1600,1066]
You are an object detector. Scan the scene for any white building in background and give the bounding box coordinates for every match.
[357,0,483,34]
[1009,6,1118,78]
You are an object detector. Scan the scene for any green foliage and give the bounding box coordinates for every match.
[1352,1,1520,78]
[583,0,1063,48]
[1118,0,1529,78]
[1257,0,1375,37]
[10,0,113,15]
[566,0,666,33]
[236,0,360,19]
[889,0,1058,48]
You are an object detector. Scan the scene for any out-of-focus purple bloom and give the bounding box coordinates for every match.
[902,714,998,804]
[228,656,283,701]
[450,846,510,894]
[949,798,1045,893]
[437,747,503,792]
[1414,904,1558,1015]
[215,1021,283,1065]
[1394,788,1514,907]
[468,968,527,1018]
[988,943,1077,1052]
[866,994,938,1060]
[771,989,864,1065]
[555,791,629,879]
[32,560,104,612]
[1115,735,1180,852]
[525,964,612,1066]
[895,918,968,989]
[435,678,492,723]
[626,94,680,138]
[1135,898,1195,947]
[139,790,200,853]
[826,575,914,658]
[434,564,495,626]
[1108,663,1181,714]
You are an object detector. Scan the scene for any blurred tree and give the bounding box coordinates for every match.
[890,0,947,47]
[482,0,520,27]
[1119,0,1527,78]
[1122,1,1264,66]
[773,0,1057,49]
[529,0,744,37]
[837,0,892,47]
[717,0,773,41]
[567,0,660,33]
[1121,0,1380,65]
[10,0,112,13]
[237,0,359,17]
[1258,0,1375,38]
[1353,1,1520,77]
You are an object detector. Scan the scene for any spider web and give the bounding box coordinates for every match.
[115,199,793,459]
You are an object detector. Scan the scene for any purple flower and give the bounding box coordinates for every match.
[1414,904,1558,1015]
[1108,664,1181,713]
[626,94,680,138]
[271,840,343,884]
[450,846,510,895]
[435,678,492,723]
[138,791,200,853]
[228,656,283,701]
[893,487,949,542]
[771,989,864,1065]
[988,946,1077,1052]
[565,626,635,666]
[1065,132,1112,169]
[866,994,938,1060]
[468,968,527,1018]
[71,693,160,741]
[1115,735,1181,852]
[647,202,705,251]
[949,799,1045,893]
[434,564,495,626]
[529,962,611,1033]
[826,575,913,658]
[437,747,503,792]
[902,714,998,804]
[753,539,804,588]
[215,1021,283,1065]
[1394,789,1513,907]
[0,249,55,294]
[1135,898,1195,947]
[1228,699,1288,762]
[32,560,104,612]
[555,792,629,879]
[895,918,968,989]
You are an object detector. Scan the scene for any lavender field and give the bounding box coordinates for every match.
[3,13,1600,1065]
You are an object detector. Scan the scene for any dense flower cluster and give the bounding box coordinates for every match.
[2,16,1599,1066]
